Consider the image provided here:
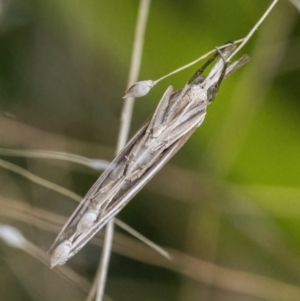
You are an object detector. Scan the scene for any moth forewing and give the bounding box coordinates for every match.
[67,128,198,261]
[50,43,249,267]
[49,120,151,254]
[50,85,177,266]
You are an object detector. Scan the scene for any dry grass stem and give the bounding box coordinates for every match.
[0,159,169,258]
[114,219,171,260]
[48,45,249,267]
[0,148,110,170]
[203,1,295,174]
[0,224,91,292]
[228,0,279,61]
[96,0,152,300]
[0,158,81,201]
[116,0,152,151]
[289,0,300,12]
[95,220,114,301]
[2,202,300,301]
[0,1,293,300]
[154,39,244,84]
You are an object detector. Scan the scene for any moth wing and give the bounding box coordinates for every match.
[68,126,198,259]
[49,120,150,253]
[49,86,174,253]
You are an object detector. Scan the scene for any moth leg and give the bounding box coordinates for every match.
[189,42,235,85]
[163,84,191,124]
[126,149,165,182]
[123,132,149,176]
[147,86,173,137]
[127,107,202,181]
[130,111,205,181]
[95,195,113,219]
[155,111,206,153]
[168,90,205,127]
[99,176,123,193]
[124,86,173,175]
[207,47,228,102]
[145,87,174,144]
[187,50,220,84]
[163,46,223,124]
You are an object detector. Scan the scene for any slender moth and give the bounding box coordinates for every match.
[49,43,249,267]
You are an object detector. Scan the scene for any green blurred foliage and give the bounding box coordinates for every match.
[1,0,300,301]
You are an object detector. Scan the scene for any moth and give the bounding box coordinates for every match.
[49,43,249,267]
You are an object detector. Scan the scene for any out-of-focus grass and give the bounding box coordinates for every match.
[1,0,300,300]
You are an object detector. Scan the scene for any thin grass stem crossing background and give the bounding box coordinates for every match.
[1,1,300,301]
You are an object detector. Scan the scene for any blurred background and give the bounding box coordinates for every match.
[0,0,300,300]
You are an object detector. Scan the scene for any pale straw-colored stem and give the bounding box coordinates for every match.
[114,219,171,260]
[0,148,110,170]
[227,0,279,61]
[95,220,114,301]
[116,0,151,151]
[155,0,278,85]
[154,39,245,84]
[0,224,91,292]
[95,1,152,301]
[0,158,81,201]
[0,157,170,262]
[289,0,300,12]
